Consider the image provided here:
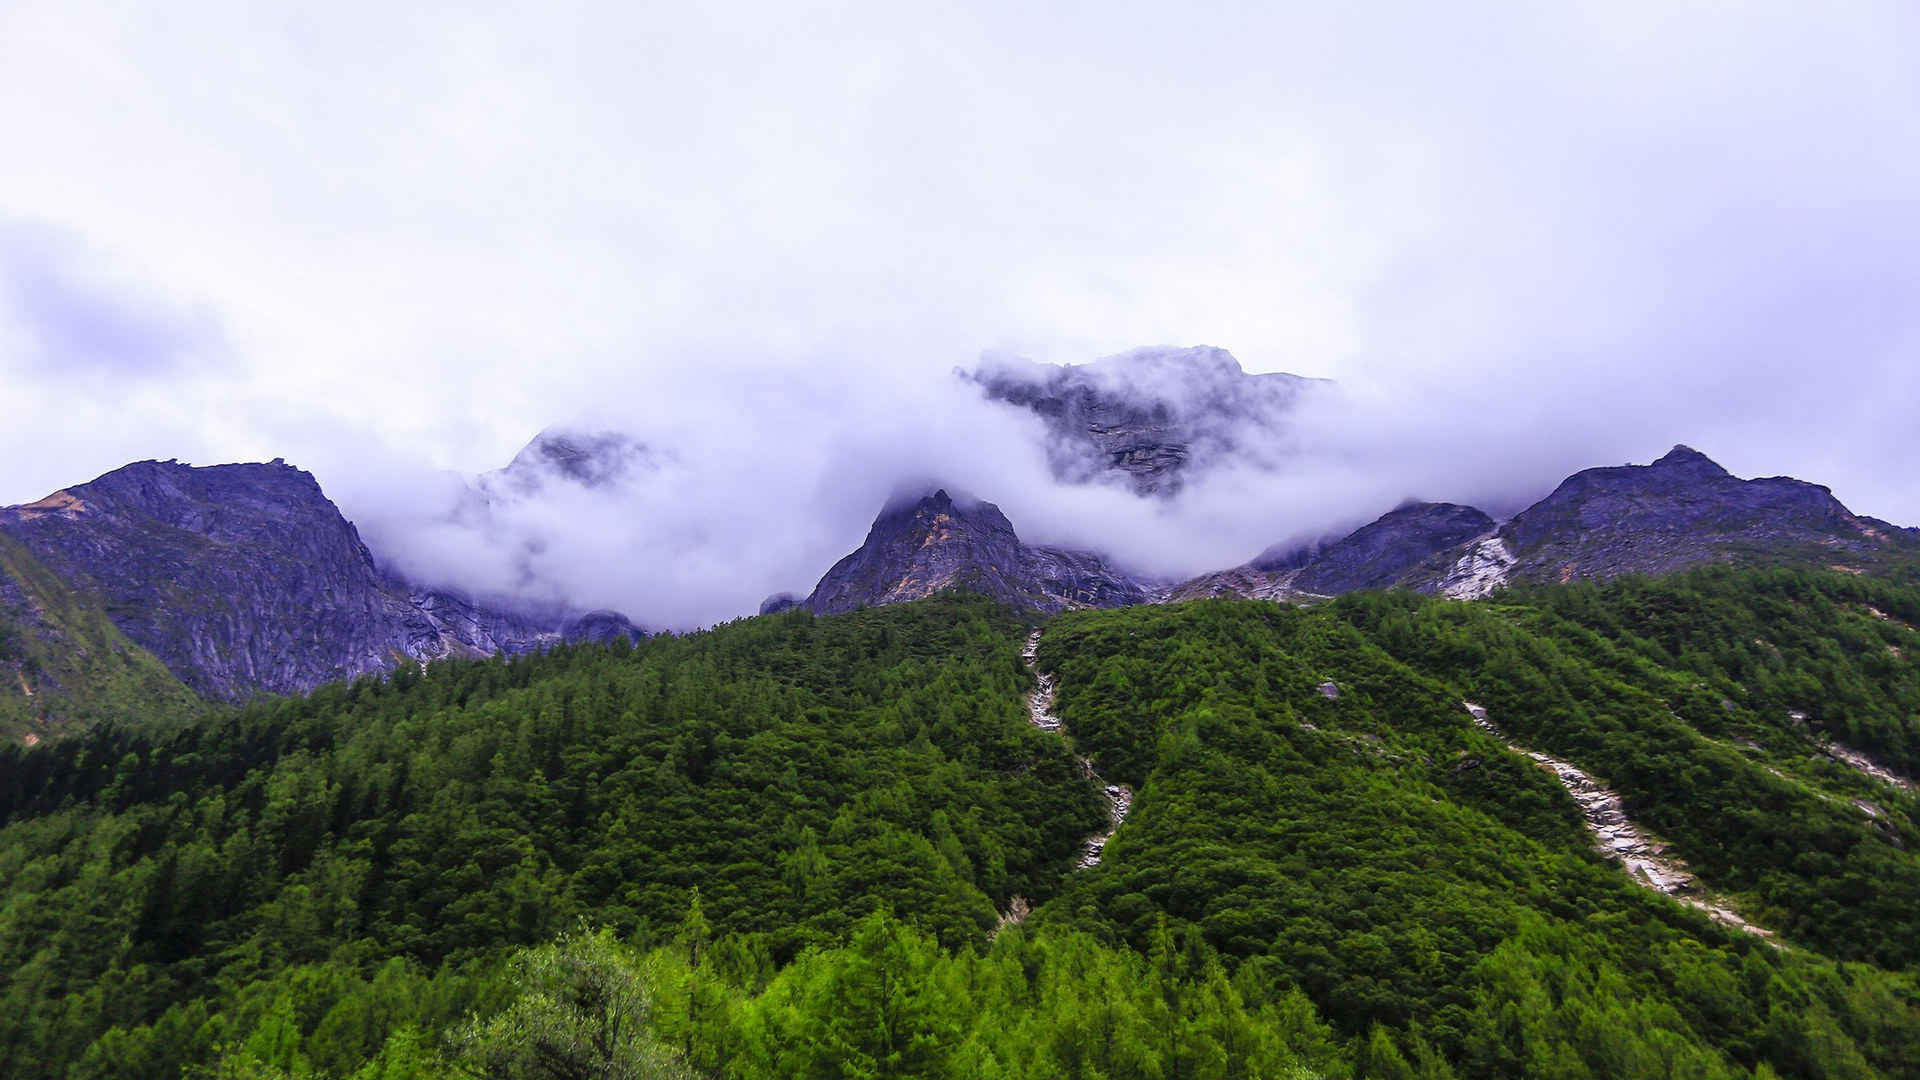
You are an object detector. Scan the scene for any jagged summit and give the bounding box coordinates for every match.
[965,345,1326,496]
[805,485,1148,615]
[1652,444,1730,475]
[0,458,640,701]
[1495,444,1867,568]
[496,427,652,493]
[1175,445,1917,605]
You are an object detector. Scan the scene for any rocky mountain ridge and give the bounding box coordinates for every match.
[1179,445,1918,606]
[964,345,1326,496]
[803,488,1152,615]
[807,445,1918,617]
[0,459,639,704]
[6,434,1915,737]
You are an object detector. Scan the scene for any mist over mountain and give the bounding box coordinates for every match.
[313,341,1917,631]
[345,346,1356,628]
[964,345,1330,496]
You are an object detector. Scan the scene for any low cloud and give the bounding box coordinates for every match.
[1,225,226,379]
[0,3,1913,626]
[342,337,1918,631]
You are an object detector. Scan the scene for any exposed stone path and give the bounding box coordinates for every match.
[1024,629,1132,871]
[1821,739,1914,792]
[1463,701,1774,939]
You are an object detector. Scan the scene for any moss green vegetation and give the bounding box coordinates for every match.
[0,534,199,743]
[1,574,1916,1077]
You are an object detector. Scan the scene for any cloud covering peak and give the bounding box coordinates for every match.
[0,1,1914,625]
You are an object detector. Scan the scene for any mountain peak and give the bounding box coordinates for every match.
[1652,444,1730,476]
[1491,445,1893,582]
[805,488,1146,615]
[965,345,1323,497]
[498,427,651,492]
[0,457,641,701]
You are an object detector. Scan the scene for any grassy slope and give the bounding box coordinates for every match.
[0,533,201,743]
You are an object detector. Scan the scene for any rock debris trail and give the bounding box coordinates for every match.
[1463,701,1775,940]
[1024,629,1133,871]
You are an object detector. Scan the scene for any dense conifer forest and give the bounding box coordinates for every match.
[2,574,1917,1078]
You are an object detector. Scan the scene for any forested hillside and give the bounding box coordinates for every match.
[2,574,1916,1077]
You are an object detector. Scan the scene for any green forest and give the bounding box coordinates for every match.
[2,573,1917,1078]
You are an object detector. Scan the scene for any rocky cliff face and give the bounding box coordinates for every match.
[0,460,641,701]
[1178,446,1915,604]
[1168,501,1494,603]
[0,533,202,742]
[1486,445,1905,583]
[1290,502,1496,595]
[805,488,1150,614]
[966,346,1324,496]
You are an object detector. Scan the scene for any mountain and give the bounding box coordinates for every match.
[804,488,1151,614]
[485,426,654,496]
[1476,444,1911,584]
[1183,446,1917,604]
[1408,444,1917,597]
[1167,501,1499,603]
[0,459,640,704]
[965,345,1325,496]
[0,533,200,745]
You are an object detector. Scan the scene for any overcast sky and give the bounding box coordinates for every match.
[2,2,1916,623]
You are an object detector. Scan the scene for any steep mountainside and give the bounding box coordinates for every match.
[0,459,639,703]
[1168,502,1498,604]
[1184,446,1916,604]
[805,488,1150,614]
[1289,502,1495,594]
[4,581,1916,1077]
[1492,444,1911,582]
[0,534,199,744]
[966,345,1325,496]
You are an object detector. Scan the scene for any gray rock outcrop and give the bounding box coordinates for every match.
[966,345,1326,496]
[805,488,1150,615]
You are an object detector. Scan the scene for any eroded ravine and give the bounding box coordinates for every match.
[1463,701,1775,940]
[1024,629,1132,871]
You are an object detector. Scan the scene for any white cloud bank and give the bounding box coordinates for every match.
[0,2,1915,624]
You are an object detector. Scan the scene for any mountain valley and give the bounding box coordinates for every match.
[3,352,1918,1079]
